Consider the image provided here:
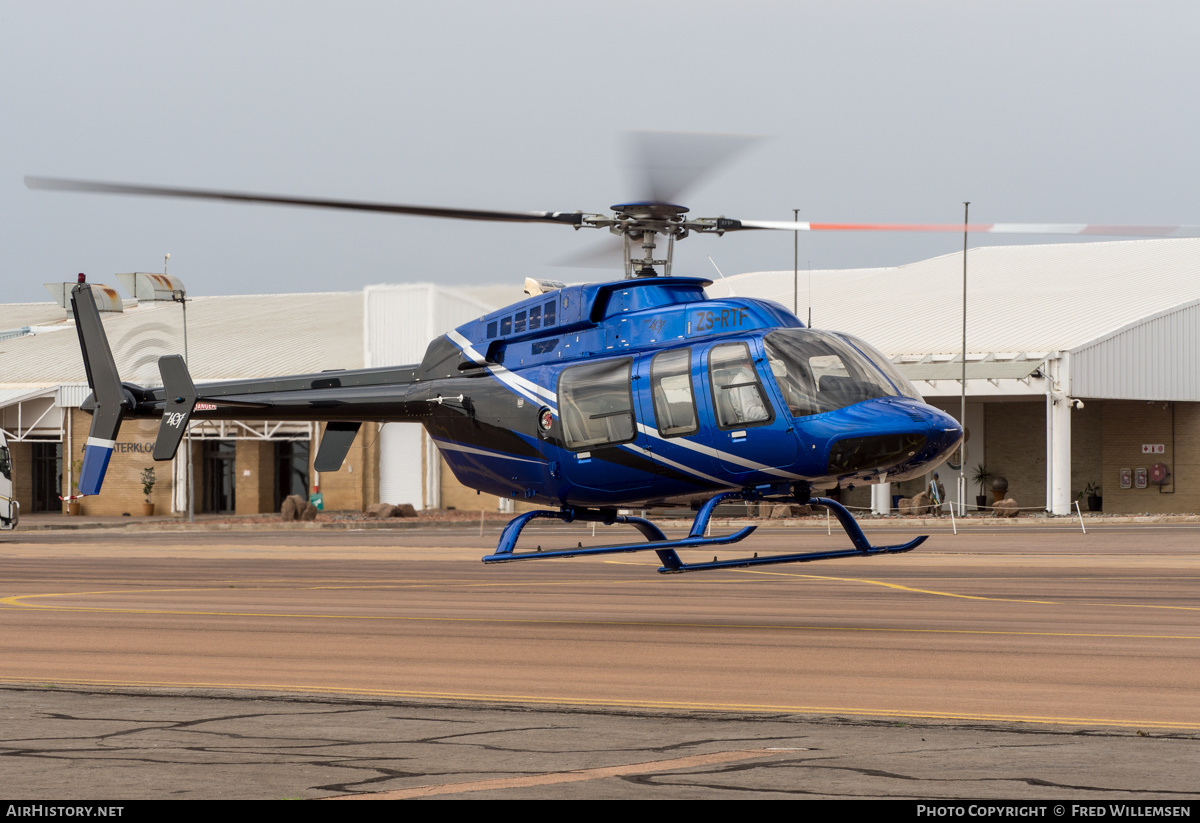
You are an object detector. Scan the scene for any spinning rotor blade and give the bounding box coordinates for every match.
[24,176,586,226]
[553,237,624,269]
[725,219,1200,238]
[624,131,762,204]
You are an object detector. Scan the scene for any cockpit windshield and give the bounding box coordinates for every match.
[764,330,903,418]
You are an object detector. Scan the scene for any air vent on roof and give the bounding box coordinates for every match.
[44,282,124,317]
[116,272,187,302]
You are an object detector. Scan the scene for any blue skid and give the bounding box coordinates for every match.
[482,491,926,574]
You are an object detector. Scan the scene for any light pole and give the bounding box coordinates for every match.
[168,254,194,523]
[960,204,969,515]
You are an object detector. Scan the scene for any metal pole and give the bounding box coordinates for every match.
[793,208,799,319]
[172,278,195,525]
[960,203,969,516]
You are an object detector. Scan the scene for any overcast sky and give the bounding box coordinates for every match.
[3,1,1197,305]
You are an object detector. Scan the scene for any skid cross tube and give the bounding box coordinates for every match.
[660,496,926,573]
[480,493,926,574]
[481,495,756,566]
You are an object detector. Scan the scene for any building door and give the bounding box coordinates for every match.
[31,442,62,512]
[202,440,236,513]
[274,440,310,511]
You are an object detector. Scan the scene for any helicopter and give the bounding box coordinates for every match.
[28,139,1200,573]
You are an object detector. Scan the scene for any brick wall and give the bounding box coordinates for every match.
[1102,400,1198,514]
[312,422,375,512]
[1070,402,1103,504]
[985,401,1045,511]
[66,414,172,516]
[235,440,274,515]
[7,440,34,513]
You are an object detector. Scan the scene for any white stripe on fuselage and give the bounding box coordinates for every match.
[446,329,559,414]
[618,442,728,487]
[433,439,545,466]
[637,424,803,480]
[446,331,801,483]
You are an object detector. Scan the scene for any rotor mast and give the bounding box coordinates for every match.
[604,202,689,278]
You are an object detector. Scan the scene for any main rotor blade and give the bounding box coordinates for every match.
[552,237,624,269]
[624,131,762,204]
[25,176,585,226]
[729,219,1200,237]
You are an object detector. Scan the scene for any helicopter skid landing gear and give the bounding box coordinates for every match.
[481,496,756,568]
[481,491,926,574]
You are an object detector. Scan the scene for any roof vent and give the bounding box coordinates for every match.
[44,282,124,317]
[116,272,187,302]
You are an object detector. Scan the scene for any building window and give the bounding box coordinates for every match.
[202,440,237,513]
[31,442,62,513]
[274,440,310,512]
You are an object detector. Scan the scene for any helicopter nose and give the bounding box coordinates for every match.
[823,400,962,477]
[924,410,964,461]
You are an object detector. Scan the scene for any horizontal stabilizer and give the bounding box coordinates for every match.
[315,422,361,472]
[154,355,198,461]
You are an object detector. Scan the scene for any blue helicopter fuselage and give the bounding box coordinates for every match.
[417,277,963,507]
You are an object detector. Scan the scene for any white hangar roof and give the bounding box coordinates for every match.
[712,238,1200,359]
[0,291,366,388]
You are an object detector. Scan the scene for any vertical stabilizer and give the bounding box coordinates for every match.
[71,283,128,495]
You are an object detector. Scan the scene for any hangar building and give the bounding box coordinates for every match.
[1,237,1196,518]
[715,237,1200,515]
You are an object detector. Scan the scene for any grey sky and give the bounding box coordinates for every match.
[3,1,1197,304]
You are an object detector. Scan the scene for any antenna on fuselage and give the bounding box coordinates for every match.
[706,255,734,296]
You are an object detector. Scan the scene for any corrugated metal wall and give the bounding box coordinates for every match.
[1072,299,1200,401]
[366,284,498,507]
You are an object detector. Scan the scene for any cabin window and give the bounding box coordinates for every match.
[763,330,896,417]
[544,301,556,326]
[709,343,773,429]
[514,311,527,333]
[650,348,698,437]
[500,316,512,335]
[835,333,923,401]
[486,321,498,339]
[529,305,541,330]
[558,359,636,449]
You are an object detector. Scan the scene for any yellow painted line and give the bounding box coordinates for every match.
[729,568,1055,603]
[0,594,1197,639]
[2,675,1197,732]
[732,568,1200,611]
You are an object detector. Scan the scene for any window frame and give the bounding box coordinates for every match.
[556,357,638,451]
[707,342,776,431]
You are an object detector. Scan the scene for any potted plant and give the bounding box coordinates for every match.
[970,464,992,511]
[68,459,82,516]
[141,467,156,516]
[1078,481,1102,512]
